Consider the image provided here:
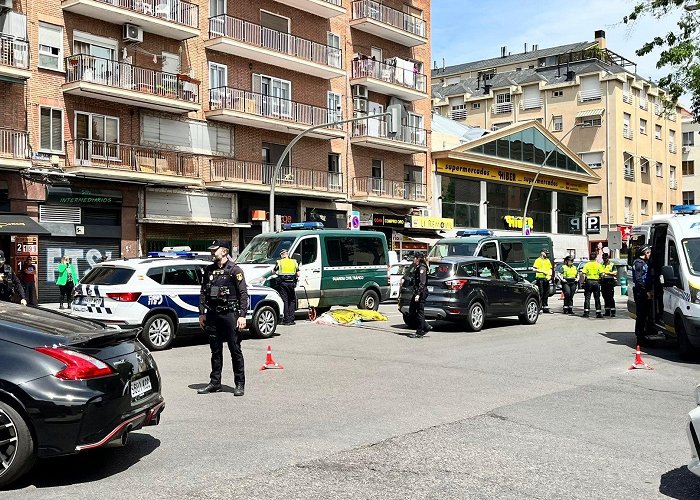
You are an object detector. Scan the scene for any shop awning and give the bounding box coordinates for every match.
[576,108,605,118]
[0,215,50,235]
[410,236,441,246]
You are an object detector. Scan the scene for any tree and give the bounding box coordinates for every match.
[624,0,700,120]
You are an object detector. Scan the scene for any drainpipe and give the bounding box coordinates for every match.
[605,80,612,255]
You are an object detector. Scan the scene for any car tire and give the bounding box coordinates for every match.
[676,316,698,361]
[358,289,380,311]
[402,312,418,329]
[0,401,36,489]
[140,314,175,351]
[519,296,540,325]
[465,301,485,332]
[251,305,278,339]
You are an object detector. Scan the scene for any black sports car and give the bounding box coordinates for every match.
[0,302,164,488]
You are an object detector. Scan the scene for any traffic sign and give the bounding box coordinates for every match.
[608,230,622,250]
[349,211,360,230]
[587,216,600,234]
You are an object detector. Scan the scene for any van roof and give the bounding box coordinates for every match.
[436,235,552,244]
[254,229,387,238]
[642,213,700,235]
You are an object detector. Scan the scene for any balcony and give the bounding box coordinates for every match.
[350,117,427,154]
[622,91,632,105]
[520,97,543,111]
[206,15,345,80]
[670,179,678,189]
[63,54,200,113]
[350,0,427,47]
[207,159,344,197]
[350,59,427,102]
[491,102,513,115]
[64,139,202,186]
[578,89,602,102]
[206,87,345,139]
[271,0,345,18]
[639,98,648,111]
[449,109,467,120]
[0,128,31,170]
[669,143,678,154]
[352,177,427,206]
[623,127,634,140]
[623,212,634,224]
[61,0,199,40]
[0,36,30,81]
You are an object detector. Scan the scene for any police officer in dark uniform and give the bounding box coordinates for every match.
[273,248,299,325]
[632,245,653,345]
[408,252,431,338]
[0,250,27,305]
[198,240,249,396]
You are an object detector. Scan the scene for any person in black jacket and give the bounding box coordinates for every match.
[408,252,432,338]
[0,250,26,305]
[197,240,249,396]
[632,245,653,345]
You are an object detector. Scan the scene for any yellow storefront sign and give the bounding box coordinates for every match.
[436,159,588,195]
[503,215,533,229]
[411,216,454,230]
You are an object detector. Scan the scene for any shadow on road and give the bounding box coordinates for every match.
[8,434,160,490]
[659,465,700,499]
[600,331,700,365]
[187,383,238,394]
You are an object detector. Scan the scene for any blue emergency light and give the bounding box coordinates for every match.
[671,204,700,215]
[457,229,494,237]
[281,222,324,230]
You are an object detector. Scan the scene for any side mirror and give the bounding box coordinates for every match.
[661,265,677,287]
[292,253,302,263]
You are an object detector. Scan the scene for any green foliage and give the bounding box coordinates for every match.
[625,0,700,120]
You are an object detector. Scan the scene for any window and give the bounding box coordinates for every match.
[209,0,226,17]
[640,157,649,175]
[683,131,695,146]
[476,262,496,279]
[478,242,497,259]
[656,161,663,177]
[552,90,563,98]
[656,202,663,215]
[623,153,634,180]
[38,22,63,71]
[326,32,341,67]
[623,112,631,138]
[624,197,632,216]
[496,93,511,104]
[655,124,662,140]
[75,112,119,160]
[298,237,319,265]
[499,242,524,264]
[253,73,292,117]
[327,91,341,122]
[671,166,677,188]
[39,107,63,153]
[328,153,341,189]
[580,151,603,169]
[683,160,695,176]
[683,191,695,205]
[371,159,383,192]
[146,267,164,284]
[669,239,681,285]
[639,118,647,135]
[580,117,602,127]
[142,115,232,155]
[471,102,481,109]
[209,62,227,92]
[641,199,648,215]
[324,237,386,267]
[552,115,563,132]
[495,262,518,282]
[588,196,602,212]
[328,153,340,173]
[163,265,199,286]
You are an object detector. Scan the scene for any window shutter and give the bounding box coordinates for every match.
[252,73,262,94]
[579,76,600,93]
[39,23,62,47]
[51,109,62,149]
[40,108,51,150]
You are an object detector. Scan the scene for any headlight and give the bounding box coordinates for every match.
[696,384,700,406]
[691,284,700,304]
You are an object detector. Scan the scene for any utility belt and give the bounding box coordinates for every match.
[600,277,615,283]
[206,301,240,314]
[278,275,297,282]
[564,278,577,284]
[586,278,600,283]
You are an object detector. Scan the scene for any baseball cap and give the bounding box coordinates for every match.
[541,248,549,254]
[208,240,230,250]
[563,255,573,262]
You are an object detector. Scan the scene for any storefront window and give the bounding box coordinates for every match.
[486,183,551,233]
[441,177,480,228]
[557,192,584,234]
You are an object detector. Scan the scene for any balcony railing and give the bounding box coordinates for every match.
[624,212,634,224]
[210,159,344,192]
[624,166,634,181]
[639,98,648,111]
[352,176,427,201]
[578,89,602,102]
[0,36,29,70]
[65,54,200,103]
[520,97,543,110]
[670,179,678,189]
[351,59,426,92]
[654,102,663,115]
[351,117,426,146]
[622,91,632,104]
[491,102,513,114]
[65,139,199,177]
[669,143,678,154]
[351,0,426,38]
[623,127,634,140]
[0,128,29,159]
[208,15,342,69]
[209,87,343,128]
[449,109,467,120]
[92,0,199,28]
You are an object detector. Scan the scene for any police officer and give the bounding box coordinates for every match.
[273,248,299,326]
[581,252,603,318]
[0,250,27,305]
[532,248,553,313]
[632,245,653,345]
[558,255,578,314]
[408,252,431,338]
[600,252,618,317]
[198,240,249,396]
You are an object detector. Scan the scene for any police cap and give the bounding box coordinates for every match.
[414,251,424,259]
[208,240,230,250]
[563,255,573,262]
[541,248,549,254]
[280,249,289,256]
[639,245,651,256]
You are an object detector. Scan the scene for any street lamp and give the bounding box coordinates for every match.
[522,121,584,235]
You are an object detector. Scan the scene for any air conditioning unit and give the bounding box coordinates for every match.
[353,97,369,113]
[351,84,368,99]
[417,208,431,217]
[123,23,143,43]
[683,145,691,154]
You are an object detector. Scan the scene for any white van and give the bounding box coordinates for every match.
[627,206,700,358]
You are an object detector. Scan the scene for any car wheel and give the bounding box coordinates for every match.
[676,317,698,361]
[251,305,277,339]
[519,296,540,325]
[141,314,175,351]
[402,312,418,329]
[0,401,36,489]
[358,290,379,311]
[466,301,485,332]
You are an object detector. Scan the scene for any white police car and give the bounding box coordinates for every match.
[70,253,284,351]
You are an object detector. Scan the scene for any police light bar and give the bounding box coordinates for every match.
[281,222,324,230]
[457,229,494,237]
[671,204,700,214]
[147,251,199,258]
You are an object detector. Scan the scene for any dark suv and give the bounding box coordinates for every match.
[398,257,541,332]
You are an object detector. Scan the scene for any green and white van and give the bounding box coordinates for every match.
[236,222,390,314]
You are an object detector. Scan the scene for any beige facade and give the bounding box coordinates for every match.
[681,109,700,206]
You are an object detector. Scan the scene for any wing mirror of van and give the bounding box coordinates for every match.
[660,265,678,287]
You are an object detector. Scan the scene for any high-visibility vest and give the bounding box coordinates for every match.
[582,261,602,280]
[277,258,297,277]
[561,264,578,279]
[533,257,552,279]
[600,261,616,280]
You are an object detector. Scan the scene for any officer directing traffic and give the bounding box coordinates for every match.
[531,248,553,313]
[600,252,618,317]
[273,248,299,326]
[0,250,27,305]
[581,252,603,318]
[198,240,249,396]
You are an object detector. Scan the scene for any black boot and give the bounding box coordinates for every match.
[582,311,589,318]
[233,384,245,397]
[197,383,222,394]
[596,313,603,319]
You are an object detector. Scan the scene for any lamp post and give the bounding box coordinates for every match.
[522,122,584,235]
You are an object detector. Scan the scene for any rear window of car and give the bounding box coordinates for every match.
[428,263,455,279]
[80,266,135,285]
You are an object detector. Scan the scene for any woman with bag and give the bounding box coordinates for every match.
[57,256,78,309]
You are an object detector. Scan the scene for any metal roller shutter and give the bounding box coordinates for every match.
[38,237,121,304]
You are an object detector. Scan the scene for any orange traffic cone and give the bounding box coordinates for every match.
[259,345,284,371]
[628,345,654,371]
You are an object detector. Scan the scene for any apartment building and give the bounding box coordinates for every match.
[0,0,431,301]
[432,30,682,252]
[681,108,700,207]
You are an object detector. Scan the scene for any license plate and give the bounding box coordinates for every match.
[131,375,152,401]
[427,286,434,292]
[86,296,103,307]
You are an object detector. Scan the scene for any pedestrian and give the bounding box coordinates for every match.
[581,252,603,318]
[0,250,27,305]
[56,256,78,309]
[408,252,432,338]
[273,248,299,326]
[198,240,249,396]
[600,252,618,317]
[20,256,37,306]
[558,255,578,314]
[532,248,553,313]
[632,245,653,345]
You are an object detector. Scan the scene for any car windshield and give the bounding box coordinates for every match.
[428,262,455,279]
[428,242,478,259]
[80,266,135,285]
[237,236,297,264]
[683,238,700,276]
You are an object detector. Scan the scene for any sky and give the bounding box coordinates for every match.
[430,0,689,107]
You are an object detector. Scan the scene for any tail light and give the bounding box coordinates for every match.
[35,347,115,380]
[445,279,469,291]
[106,292,142,302]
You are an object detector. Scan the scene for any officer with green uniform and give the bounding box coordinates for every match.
[558,255,578,314]
[274,248,299,325]
[600,252,618,317]
[581,252,603,318]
